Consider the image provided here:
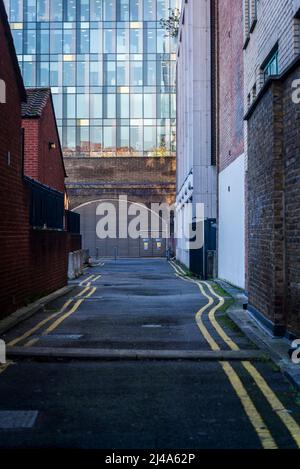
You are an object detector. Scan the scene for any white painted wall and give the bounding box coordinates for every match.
[218,154,245,289]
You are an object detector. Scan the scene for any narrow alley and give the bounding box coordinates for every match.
[0,259,299,450]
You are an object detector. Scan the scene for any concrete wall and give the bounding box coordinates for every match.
[218,154,245,288]
[176,0,217,267]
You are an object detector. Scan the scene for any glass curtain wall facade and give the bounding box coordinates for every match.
[5,0,177,158]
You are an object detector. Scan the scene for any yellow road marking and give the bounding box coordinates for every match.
[80,275,95,286]
[242,361,300,448]
[207,281,300,449]
[7,299,73,347]
[42,287,97,336]
[169,261,278,448]
[204,282,239,351]
[0,361,12,375]
[76,285,91,297]
[92,275,102,282]
[221,361,277,449]
[24,338,39,347]
[195,282,220,351]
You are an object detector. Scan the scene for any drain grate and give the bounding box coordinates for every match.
[0,411,38,429]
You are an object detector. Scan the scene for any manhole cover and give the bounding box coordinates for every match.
[0,411,38,429]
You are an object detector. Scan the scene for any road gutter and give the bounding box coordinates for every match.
[0,286,75,336]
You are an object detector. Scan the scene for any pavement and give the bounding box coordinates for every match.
[0,258,300,449]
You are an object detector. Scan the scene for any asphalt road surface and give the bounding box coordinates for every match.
[0,259,300,449]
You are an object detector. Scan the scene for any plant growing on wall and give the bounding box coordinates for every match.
[160,8,180,39]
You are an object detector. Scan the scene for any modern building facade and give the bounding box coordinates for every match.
[5,0,178,257]
[176,0,217,274]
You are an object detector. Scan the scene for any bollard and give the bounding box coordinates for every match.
[0,339,6,364]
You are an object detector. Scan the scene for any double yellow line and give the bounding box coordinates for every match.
[8,274,100,348]
[170,260,300,449]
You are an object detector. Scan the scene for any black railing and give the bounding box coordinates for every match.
[25,177,64,230]
[66,210,80,234]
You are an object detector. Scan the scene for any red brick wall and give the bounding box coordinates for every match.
[23,119,39,180]
[23,99,65,193]
[28,230,69,302]
[68,234,82,253]
[217,0,244,172]
[0,16,30,316]
[247,72,300,337]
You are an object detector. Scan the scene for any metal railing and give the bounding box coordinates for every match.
[66,210,80,234]
[25,177,64,230]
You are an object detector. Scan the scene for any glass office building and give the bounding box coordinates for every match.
[5,0,177,158]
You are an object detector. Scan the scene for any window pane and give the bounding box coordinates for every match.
[23,62,36,86]
[50,0,63,21]
[130,126,143,155]
[144,126,156,154]
[25,0,36,22]
[130,62,143,86]
[65,0,76,21]
[144,95,156,118]
[37,0,49,21]
[117,93,129,118]
[117,62,129,86]
[117,0,129,21]
[24,29,36,54]
[103,127,116,155]
[103,0,116,21]
[130,94,143,118]
[104,94,116,118]
[38,30,49,54]
[90,127,103,157]
[144,0,156,21]
[79,0,89,21]
[63,62,76,86]
[117,126,130,156]
[77,94,90,119]
[130,29,143,53]
[117,28,129,54]
[77,61,89,86]
[50,30,62,54]
[90,29,102,53]
[90,94,102,118]
[65,94,76,118]
[63,127,76,157]
[90,62,103,86]
[12,30,23,54]
[50,62,59,86]
[11,0,23,22]
[64,30,76,54]
[38,62,49,86]
[77,126,90,157]
[104,61,116,86]
[104,29,116,53]
[130,0,143,21]
[91,0,102,20]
